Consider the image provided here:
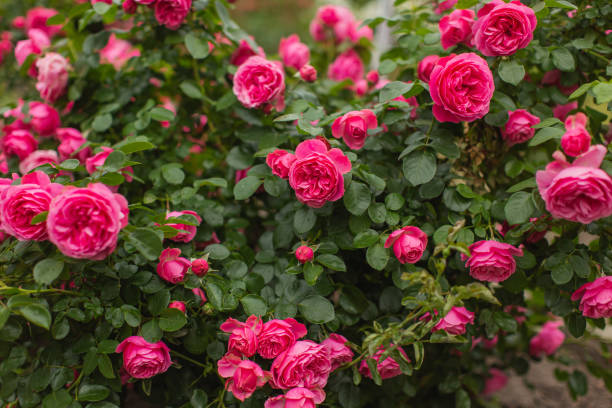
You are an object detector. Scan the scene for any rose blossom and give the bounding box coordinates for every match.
[561,113,590,157]
[482,368,508,395]
[221,315,263,357]
[417,55,440,83]
[553,101,577,121]
[99,34,140,70]
[230,38,265,67]
[57,127,91,162]
[463,240,523,282]
[472,0,537,57]
[349,20,374,43]
[35,53,70,102]
[295,245,314,263]
[257,318,307,359]
[384,226,428,264]
[571,276,612,319]
[435,0,458,14]
[157,248,190,284]
[154,0,192,30]
[192,287,207,304]
[29,101,60,136]
[164,210,201,242]
[270,340,332,389]
[358,346,408,380]
[331,109,378,150]
[191,258,209,276]
[168,300,186,313]
[266,149,297,179]
[529,321,565,357]
[25,7,62,38]
[322,334,354,371]
[536,145,612,224]
[429,53,494,123]
[85,147,133,181]
[19,150,59,174]
[47,183,129,260]
[432,306,475,335]
[501,109,540,146]
[439,9,475,49]
[265,388,326,408]
[310,5,356,43]
[279,35,310,70]
[115,336,171,379]
[233,56,285,109]
[217,355,268,401]
[287,139,351,208]
[0,129,38,160]
[327,49,364,83]
[123,0,137,14]
[299,64,317,82]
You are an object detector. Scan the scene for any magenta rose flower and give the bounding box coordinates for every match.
[299,64,317,82]
[536,145,612,224]
[154,0,191,30]
[279,34,310,70]
[327,49,364,83]
[439,9,475,49]
[257,318,307,359]
[57,127,91,163]
[19,150,59,174]
[321,334,354,371]
[435,0,458,14]
[482,368,508,395]
[463,240,523,282]
[1,129,38,160]
[164,210,201,242]
[501,109,540,146]
[265,387,326,408]
[432,306,475,335]
[47,183,129,260]
[417,55,440,83]
[27,101,59,137]
[310,5,355,43]
[571,276,612,319]
[295,245,314,263]
[157,248,190,284]
[99,34,141,70]
[122,0,137,14]
[529,321,565,357]
[230,38,266,67]
[221,315,263,357]
[115,336,172,379]
[191,258,209,276]
[270,340,332,389]
[233,56,285,109]
[358,345,409,380]
[561,113,590,157]
[553,101,577,121]
[266,149,297,179]
[25,7,62,38]
[287,139,352,208]
[217,355,268,401]
[192,287,207,305]
[429,53,494,123]
[168,300,186,314]
[472,0,537,56]
[35,52,70,102]
[331,109,378,150]
[384,226,428,264]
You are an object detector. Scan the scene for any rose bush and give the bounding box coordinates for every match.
[0,0,611,407]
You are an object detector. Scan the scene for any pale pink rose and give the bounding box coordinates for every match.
[233,56,285,109]
[331,109,377,150]
[266,149,297,179]
[35,53,70,102]
[257,318,307,359]
[99,34,140,70]
[435,0,458,14]
[482,368,508,395]
[230,38,266,67]
[439,9,475,49]
[501,109,540,146]
[115,336,171,379]
[473,0,537,57]
[571,276,612,319]
[463,240,523,282]
[553,101,578,121]
[47,183,128,260]
[433,306,475,335]
[349,21,374,43]
[221,315,263,357]
[217,356,267,401]
[191,258,209,276]
[270,340,331,390]
[295,245,314,264]
[279,35,310,70]
[299,64,317,82]
[287,139,351,208]
[168,300,186,313]
[29,101,60,136]
[322,334,353,371]
[529,321,565,357]
[358,346,408,380]
[19,150,59,174]
[561,113,590,157]
[57,127,91,163]
[384,226,428,264]
[265,387,326,408]
[192,287,207,304]
[157,248,190,283]
[429,53,494,123]
[417,55,440,83]
[536,145,612,224]
[1,129,38,160]
[154,0,191,30]
[25,7,62,38]
[85,147,133,181]
[327,49,364,83]
[15,29,51,74]
[164,210,201,243]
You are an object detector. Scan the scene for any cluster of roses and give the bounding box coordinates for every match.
[216,315,354,407]
[121,0,192,30]
[309,4,373,46]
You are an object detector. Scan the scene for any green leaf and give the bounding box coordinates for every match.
[121,305,141,327]
[592,82,612,105]
[569,255,590,278]
[127,227,163,261]
[384,193,405,211]
[552,47,576,72]
[498,60,525,86]
[298,295,335,324]
[161,164,185,185]
[159,308,187,332]
[240,295,268,316]
[568,81,598,100]
[353,229,379,248]
[78,384,110,402]
[190,389,209,408]
[528,127,564,146]
[185,33,210,59]
[234,176,262,200]
[567,314,586,338]
[294,207,317,234]
[504,192,535,225]
[303,263,324,285]
[180,81,204,99]
[551,263,573,285]
[115,136,156,154]
[147,290,170,316]
[150,107,175,122]
[506,178,536,193]
[456,0,478,8]
[92,114,112,132]
[194,177,228,189]
[92,2,111,14]
[379,81,413,103]
[339,285,369,314]
[568,370,588,396]
[102,150,126,172]
[455,389,471,408]
[20,304,52,330]
[33,258,64,285]
[42,390,72,408]
[206,244,230,260]
[403,150,437,186]
[545,0,577,9]
[343,181,372,216]
[97,354,115,379]
[317,254,346,272]
[0,305,10,330]
[366,243,389,271]
[533,117,563,129]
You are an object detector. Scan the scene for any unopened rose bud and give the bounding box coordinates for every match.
[366,70,379,84]
[299,64,317,82]
[168,301,186,313]
[191,258,209,276]
[295,245,314,263]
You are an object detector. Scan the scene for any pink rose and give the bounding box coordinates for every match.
[99,34,140,70]
[192,287,207,304]
[233,56,285,109]
[439,9,475,49]
[19,150,59,174]
[358,346,408,380]
[154,0,191,30]
[230,38,265,67]
[266,149,297,179]
[529,321,565,357]
[295,245,314,264]
[429,53,494,123]
[571,276,612,319]
[1,129,38,160]
[35,52,70,102]
[504,305,527,325]
[29,101,60,136]
[299,64,317,82]
[331,109,377,150]
[417,55,440,83]
[157,248,190,284]
[15,29,51,77]
[482,368,508,395]
[257,318,307,359]
[115,336,171,379]
[47,183,128,259]
[310,5,356,43]
[327,49,364,83]
[349,21,373,43]
[553,101,578,121]
[473,0,537,57]
[164,210,201,242]
[85,147,133,181]
[221,315,263,357]
[191,258,209,276]
[123,0,138,14]
[384,226,428,264]
[0,153,8,174]
[536,145,612,224]
[57,127,91,163]
[265,388,326,408]
[217,355,268,401]
[464,240,523,282]
[321,334,353,371]
[25,7,62,38]
[279,35,310,70]
[472,335,498,350]
[432,306,475,335]
[501,109,540,146]
[561,113,590,157]
[168,300,186,313]
[435,0,458,14]
[287,139,351,208]
[270,340,332,389]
